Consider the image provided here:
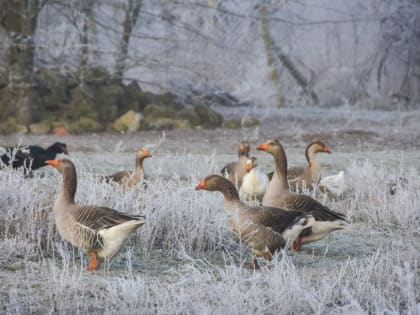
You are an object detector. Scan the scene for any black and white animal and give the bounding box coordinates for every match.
[1,142,68,173]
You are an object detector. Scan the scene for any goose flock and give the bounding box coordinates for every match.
[1,138,348,271]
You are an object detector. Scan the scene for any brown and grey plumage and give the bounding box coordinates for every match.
[104,148,152,189]
[257,139,348,250]
[287,141,331,192]
[195,174,315,268]
[46,158,145,271]
[220,142,250,189]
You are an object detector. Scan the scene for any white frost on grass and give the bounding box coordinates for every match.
[0,150,419,313]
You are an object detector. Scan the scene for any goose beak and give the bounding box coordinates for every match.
[323,145,331,153]
[195,180,206,190]
[46,159,59,167]
[143,149,152,157]
[256,143,269,151]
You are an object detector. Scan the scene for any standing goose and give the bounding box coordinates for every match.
[195,175,315,269]
[288,141,331,192]
[46,158,145,271]
[104,148,152,189]
[239,156,269,202]
[220,142,250,188]
[257,139,348,250]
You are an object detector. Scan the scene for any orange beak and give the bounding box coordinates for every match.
[143,149,152,157]
[323,145,331,153]
[45,159,59,167]
[256,143,269,151]
[246,163,252,172]
[195,180,206,190]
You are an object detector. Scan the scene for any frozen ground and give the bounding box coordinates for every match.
[0,106,419,314]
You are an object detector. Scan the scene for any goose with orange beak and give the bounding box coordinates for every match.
[257,139,349,251]
[46,158,145,271]
[287,141,331,192]
[195,174,315,269]
[103,148,152,189]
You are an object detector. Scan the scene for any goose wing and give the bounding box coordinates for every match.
[72,205,144,232]
[283,193,348,222]
[287,166,306,181]
[106,171,131,183]
[242,206,308,233]
[221,161,237,177]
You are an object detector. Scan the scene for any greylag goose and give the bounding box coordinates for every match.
[46,158,145,271]
[257,139,349,250]
[1,142,68,173]
[195,175,315,268]
[220,142,250,188]
[104,148,152,188]
[287,141,331,191]
[239,156,269,202]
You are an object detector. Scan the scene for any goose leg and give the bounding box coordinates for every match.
[291,237,302,251]
[247,256,260,270]
[87,251,100,271]
[263,251,273,269]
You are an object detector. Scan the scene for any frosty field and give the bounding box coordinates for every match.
[0,107,419,314]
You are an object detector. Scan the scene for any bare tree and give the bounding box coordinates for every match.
[0,0,47,124]
[115,0,143,81]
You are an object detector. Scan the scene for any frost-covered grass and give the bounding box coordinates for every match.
[0,147,419,314]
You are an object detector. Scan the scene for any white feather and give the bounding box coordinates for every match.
[319,171,346,196]
[282,216,316,247]
[239,166,269,201]
[98,220,145,259]
[301,219,348,244]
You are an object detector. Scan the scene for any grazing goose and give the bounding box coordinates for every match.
[46,158,145,271]
[1,142,68,173]
[239,156,269,202]
[220,142,250,188]
[288,141,331,192]
[257,139,349,250]
[104,148,152,189]
[195,175,315,269]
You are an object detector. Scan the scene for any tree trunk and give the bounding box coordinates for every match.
[0,0,42,125]
[259,4,283,107]
[80,0,95,69]
[114,0,142,81]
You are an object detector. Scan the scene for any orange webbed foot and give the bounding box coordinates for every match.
[86,252,100,271]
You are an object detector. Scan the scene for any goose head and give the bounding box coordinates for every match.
[195,174,240,200]
[308,141,331,154]
[45,158,74,173]
[245,156,257,173]
[137,148,152,160]
[238,142,250,157]
[256,138,281,154]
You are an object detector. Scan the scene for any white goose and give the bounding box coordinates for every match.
[319,171,346,197]
[239,156,269,202]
